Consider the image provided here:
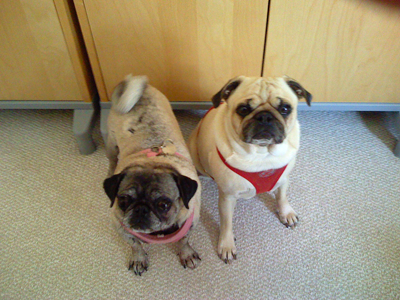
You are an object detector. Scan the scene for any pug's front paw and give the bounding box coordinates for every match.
[218,234,237,264]
[128,252,149,276]
[178,244,201,269]
[278,204,299,228]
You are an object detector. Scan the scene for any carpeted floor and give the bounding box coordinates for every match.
[1,109,399,300]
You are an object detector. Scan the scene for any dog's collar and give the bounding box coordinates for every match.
[120,211,194,244]
[216,147,287,194]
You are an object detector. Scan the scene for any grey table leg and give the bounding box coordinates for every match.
[73,107,97,155]
[395,142,400,157]
[395,112,400,158]
[100,108,110,145]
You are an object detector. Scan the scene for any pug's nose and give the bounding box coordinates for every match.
[133,204,150,216]
[255,111,274,124]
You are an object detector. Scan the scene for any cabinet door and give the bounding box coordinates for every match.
[0,0,89,101]
[78,0,269,102]
[264,0,400,103]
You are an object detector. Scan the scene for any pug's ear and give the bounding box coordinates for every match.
[211,77,243,108]
[173,174,198,209]
[103,173,125,207]
[284,76,312,106]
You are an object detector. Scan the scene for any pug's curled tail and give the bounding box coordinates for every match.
[111,74,148,114]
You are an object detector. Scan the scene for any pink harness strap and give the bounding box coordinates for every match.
[139,147,187,160]
[120,211,194,244]
[216,148,287,194]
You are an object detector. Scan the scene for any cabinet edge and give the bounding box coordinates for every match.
[71,0,109,102]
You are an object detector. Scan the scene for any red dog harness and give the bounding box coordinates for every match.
[217,148,287,194]
[199,105,287,194]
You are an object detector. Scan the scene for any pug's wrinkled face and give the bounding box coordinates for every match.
[103,165,198,234]
[212,76,312,147]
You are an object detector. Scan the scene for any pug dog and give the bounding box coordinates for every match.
[103,75,201,275]
[188,75,311,263]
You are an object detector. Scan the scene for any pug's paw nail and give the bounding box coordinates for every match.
[218,237,237,264]
[279,209,298,229]
[128,254,149,276]
[179,246,201,270]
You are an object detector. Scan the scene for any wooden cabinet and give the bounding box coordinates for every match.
[264,0,400,103]
[1,1,398,152]
[0,0,94,101]
[75,0,400,105]
[0,0,97,155]
[74,0,269,102]
[3,0,400,105]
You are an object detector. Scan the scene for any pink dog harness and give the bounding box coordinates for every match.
[120,211,194,244]
[198,105,287,194]
[120,141,195,244]
[138,141,188,160]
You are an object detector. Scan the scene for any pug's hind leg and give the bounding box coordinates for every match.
[218,190,237,263]
[127,238,149,276]
[276,180,299,228]
[177,236,201,269]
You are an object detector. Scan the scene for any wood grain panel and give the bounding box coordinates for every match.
[54,0,96,102]
[264,0,400,103]
[0,0,85,100]
[81,0,269,102]
[73,0,108,103]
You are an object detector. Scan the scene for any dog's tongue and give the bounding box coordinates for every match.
[120,211,194,244]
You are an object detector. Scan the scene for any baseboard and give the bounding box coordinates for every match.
[100,101,400,111]
[0,100,94,110]
[296,102,400,112]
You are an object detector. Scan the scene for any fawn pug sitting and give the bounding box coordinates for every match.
[104,75,201,275]
[188,75,311,263]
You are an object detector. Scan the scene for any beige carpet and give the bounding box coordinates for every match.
[1,109,400,300]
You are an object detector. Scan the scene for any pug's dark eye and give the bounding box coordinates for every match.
[236,105,252,117]
[118,195,131,211]
[157,198,172,212]
[279,104,292,116]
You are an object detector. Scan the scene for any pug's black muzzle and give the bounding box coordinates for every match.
[129,203,152,230]
[242,111,285,144]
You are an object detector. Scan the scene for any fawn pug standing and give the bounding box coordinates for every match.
[104,75,201,275]
[188,75,311,263]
